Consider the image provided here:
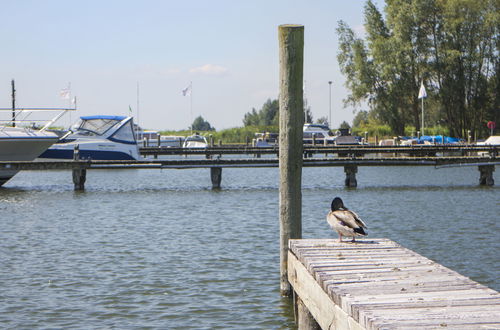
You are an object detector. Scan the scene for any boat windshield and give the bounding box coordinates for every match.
[111,120,136,143]
[72,118,121,136]
[186,136,206,143]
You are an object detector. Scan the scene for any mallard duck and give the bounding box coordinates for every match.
[327,197,367,242]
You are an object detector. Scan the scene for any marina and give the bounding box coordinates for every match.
[1,9,498,328]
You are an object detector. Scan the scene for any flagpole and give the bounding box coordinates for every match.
[136,82,140,126]
[190,81,193,135]
[418,80,426,137]
[421,96,424,136]
[68,82,72,126]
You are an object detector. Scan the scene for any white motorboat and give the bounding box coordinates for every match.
[0,103,73,186]
[135,128,184,148]
[182,134,208,148]
[39,115,140,160]
[303,123,336,145]
[476,136,500,156]
[0,126,60,186]
[255,132,278,147]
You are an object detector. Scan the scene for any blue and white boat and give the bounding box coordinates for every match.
[39,115,140,160]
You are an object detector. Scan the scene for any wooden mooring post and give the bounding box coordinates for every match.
[210,167,222,189]
[288,239,500,329]
[478,165,495,186]
[344,165,358,187]
[278,24,304,296]
[72,145,86,191]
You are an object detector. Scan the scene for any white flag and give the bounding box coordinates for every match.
[418,81,427,99]
[60,88,70,100]
[71,96,77,105]
[182,84,191,97]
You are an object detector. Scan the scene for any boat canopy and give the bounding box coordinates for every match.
[72,116,129,136]
[418,135,462,144]
[80,115,127,121]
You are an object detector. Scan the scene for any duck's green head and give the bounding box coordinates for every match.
[331,197,344,211]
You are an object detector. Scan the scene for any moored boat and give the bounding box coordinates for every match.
[182,134,208,148]
[39,115,140,160]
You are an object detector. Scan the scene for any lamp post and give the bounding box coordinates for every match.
[328,81,332,129]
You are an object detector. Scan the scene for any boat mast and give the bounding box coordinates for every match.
[11,79,16,127]
[190,81,193,135]
[136,81,140,126]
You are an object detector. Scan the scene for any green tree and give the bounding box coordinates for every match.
[352,110,369,128]
[337,0,499,138]
[304,97,313,123]
[243,99,279,126]
[429,0,499,137]
[316,116,329,126]
[191,116,214,131]
[339,121,351,130]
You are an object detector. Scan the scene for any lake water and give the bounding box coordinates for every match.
[1,165,499,329]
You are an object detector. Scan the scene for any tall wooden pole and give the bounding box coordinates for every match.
[278,24,304,297]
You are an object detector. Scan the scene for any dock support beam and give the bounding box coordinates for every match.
[296,296,320,330]
[72,168,86,191]
[72,144,86,191]
[210,167,222,189]
[344,165,358,187]
[278,24,304,297]
[478,165,494,186]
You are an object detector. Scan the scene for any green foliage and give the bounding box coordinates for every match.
[244,98,316,127]
[337,0,499,139]
[352,110,369,128]
[339,121,351,130]
[159,125,279,144]
[243,99,279,126]
[351,123,392,137]
[191,116,214,131]
[316,116,329,126]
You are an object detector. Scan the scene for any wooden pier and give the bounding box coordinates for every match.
[0,148,497,190]
[288,239,500,329]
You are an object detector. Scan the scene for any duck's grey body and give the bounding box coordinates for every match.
[327,197,367,242]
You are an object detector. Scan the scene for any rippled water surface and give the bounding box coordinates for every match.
[1,165,499,329]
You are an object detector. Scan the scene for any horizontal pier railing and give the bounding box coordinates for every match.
[0,156,498,170]
[139,144,499,156]
[0,147,496,190]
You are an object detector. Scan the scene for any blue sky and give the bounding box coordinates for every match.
[0,0,382,131]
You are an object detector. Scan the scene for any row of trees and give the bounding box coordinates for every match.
[242,98,330,127]
[337,0,499,138]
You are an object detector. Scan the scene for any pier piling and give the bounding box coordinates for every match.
[72,145,86,190]
[344,165,358,187]
[479,165,495,186]
[210,167,222,189]
[278,24,304,296]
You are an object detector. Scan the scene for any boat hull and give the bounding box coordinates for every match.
[0,132,59,186]
[39,140,139,160]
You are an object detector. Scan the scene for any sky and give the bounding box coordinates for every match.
[0,0,383,131]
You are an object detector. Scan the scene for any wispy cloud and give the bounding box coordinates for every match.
[189,64,228,75]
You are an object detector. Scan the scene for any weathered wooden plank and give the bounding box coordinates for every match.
[351,297,500,324]
[288,238,500,329]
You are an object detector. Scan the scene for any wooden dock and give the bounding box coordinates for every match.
[288,239,500,329]
[0,144,497,190]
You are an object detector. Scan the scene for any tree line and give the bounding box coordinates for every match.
[337,0,498,138]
